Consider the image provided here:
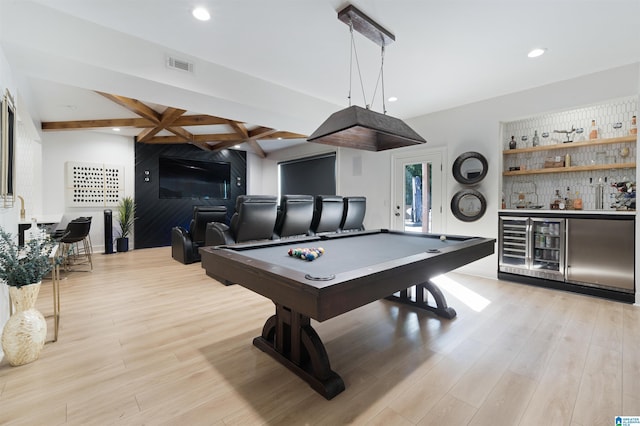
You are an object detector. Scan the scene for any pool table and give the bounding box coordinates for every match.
[200,229,495,399]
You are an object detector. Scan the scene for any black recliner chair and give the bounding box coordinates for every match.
[206,195,278,246]
[310,195,344,235]
[273,194,314,239]
[340,196,366,232]
[171,206,227,264]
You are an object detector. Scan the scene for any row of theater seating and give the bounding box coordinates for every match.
[171,194,366,264]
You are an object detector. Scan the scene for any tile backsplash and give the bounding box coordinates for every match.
[502,96,638,210]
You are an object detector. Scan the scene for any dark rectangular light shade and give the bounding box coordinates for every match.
[307,105,427,151]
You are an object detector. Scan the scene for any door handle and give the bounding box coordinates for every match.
[395,212,400,217]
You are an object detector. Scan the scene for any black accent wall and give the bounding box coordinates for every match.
[134,143,247,248]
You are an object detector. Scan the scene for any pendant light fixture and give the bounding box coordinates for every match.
[307,5,426,152]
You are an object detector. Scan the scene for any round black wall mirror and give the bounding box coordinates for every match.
[451,189,487,222]
[452,152,488,185]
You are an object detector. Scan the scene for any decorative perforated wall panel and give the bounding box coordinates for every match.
[65,162,124,207]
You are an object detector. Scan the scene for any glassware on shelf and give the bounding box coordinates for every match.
[611,122,623,137]
[589,119,599,140]
[550,189,563,209]
[573,192,583,210]
[631,115,637,136]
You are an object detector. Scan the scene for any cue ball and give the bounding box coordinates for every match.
[440,235,446,241]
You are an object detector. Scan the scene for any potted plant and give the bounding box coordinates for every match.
[116,196,136,252]
[0,228,57,288]
[0,228,58,366]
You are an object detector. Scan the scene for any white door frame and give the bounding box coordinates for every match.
[390,147,446,233]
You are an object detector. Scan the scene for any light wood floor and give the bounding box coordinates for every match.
[1,247,639,425]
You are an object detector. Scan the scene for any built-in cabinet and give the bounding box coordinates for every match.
[499,211,635,302]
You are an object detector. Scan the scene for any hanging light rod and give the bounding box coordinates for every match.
[337,5,395,47]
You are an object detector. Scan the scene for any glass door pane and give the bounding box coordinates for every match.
[404,162,432,233]
[392,150,443,233]
[531,220,563,272]
[499,218,528,267]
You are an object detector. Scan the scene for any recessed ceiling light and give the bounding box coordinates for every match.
[112,128,120,132]
[234,145,241,148]
[192,7,211,21]
[388,96,398,102]
[527,48,547,58]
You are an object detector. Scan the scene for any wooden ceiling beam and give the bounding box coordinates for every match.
[209,139,245,151]
[228,122,270,157]
[172,115,229,126]
[41,92,307,156]
[41,114,237,131]
[263,131,307,140]
[190,140,214,151]
[167,126,194,142]
[228,121,249,139]
[143,133,243,144]
[247,140,266,158]
[136,107,187,142]
[194,133,244,142]
[96,92,161,123]
[248,126,278,140]
[42,117,155,130]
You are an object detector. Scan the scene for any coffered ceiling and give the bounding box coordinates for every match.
[1,0,639,155]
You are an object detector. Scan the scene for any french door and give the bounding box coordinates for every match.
[390,150,444,233]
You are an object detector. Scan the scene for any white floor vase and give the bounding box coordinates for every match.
[1,282,47,366]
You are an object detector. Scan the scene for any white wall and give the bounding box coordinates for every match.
[41,132,135,251]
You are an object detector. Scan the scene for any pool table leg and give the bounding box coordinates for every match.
[252,303,345,400]
[386,280,457,319]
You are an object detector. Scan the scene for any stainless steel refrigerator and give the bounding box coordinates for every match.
[565,218,634,294]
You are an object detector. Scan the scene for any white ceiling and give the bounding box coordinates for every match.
[1,0,639,153]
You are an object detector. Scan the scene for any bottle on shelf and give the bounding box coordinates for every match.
[565,153,571,167]
[509,136,516,149]
[573,191,583,210]
[532,130,540,147]
[550,189,562,209]
[595,178,604,210]
[631,115,637,136]
[589,119,598,140]
[564,186,573,210]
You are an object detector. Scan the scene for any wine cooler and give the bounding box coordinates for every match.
[499,217,565,281]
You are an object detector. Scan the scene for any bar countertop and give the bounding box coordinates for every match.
[499,209,636,217]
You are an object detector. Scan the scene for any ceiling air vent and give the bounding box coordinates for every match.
[166,56,194,73]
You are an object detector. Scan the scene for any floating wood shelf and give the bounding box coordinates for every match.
[503,134,637,155]
[503,162,636,176]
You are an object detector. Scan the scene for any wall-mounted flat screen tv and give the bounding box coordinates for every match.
[159,156,231,199]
